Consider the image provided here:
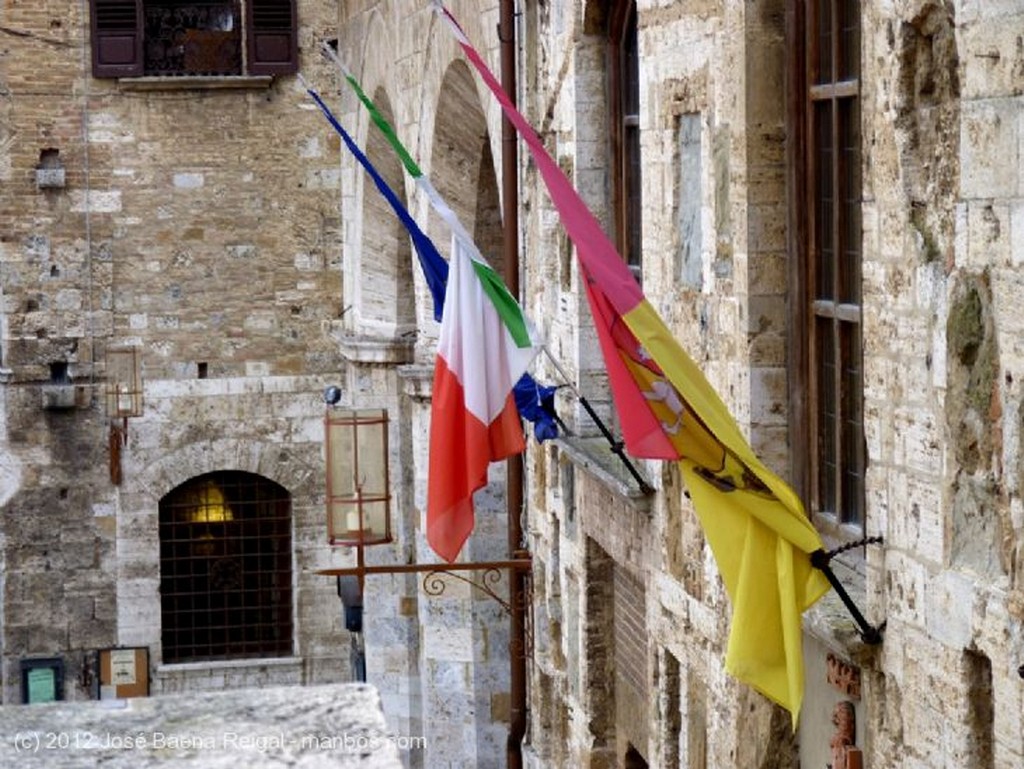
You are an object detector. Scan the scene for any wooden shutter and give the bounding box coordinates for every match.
[90,0,143,78]
[245,0,298,76]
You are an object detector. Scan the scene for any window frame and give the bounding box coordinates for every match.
[790,0,865,532]
[89,0,297,79]
[607,0,642,280]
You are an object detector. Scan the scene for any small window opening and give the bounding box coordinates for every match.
[39,148,61,169]
[49,361,70,384]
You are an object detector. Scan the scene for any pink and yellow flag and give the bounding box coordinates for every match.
[435,1,831,724]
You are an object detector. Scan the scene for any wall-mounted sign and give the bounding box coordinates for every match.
[20,658,64,704]
[97,647,149,699]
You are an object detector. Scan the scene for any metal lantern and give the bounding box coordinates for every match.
[105,347,143,418]
[325,408,391,546]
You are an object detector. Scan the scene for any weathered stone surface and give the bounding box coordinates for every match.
[0,683,403,768]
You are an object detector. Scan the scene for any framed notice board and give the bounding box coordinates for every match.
[97,647,150,699]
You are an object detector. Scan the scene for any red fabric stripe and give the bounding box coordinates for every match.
[427,355,525,562]
[584,278,679,460]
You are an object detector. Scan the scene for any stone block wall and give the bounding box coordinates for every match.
[522,1,1024,768]
[0,0,352,706]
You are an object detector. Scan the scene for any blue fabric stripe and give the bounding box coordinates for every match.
[307,85,558,442]
[306,88,448,322]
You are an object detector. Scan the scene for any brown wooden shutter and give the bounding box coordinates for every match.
[245,0,298,76]
[90,0,143,78]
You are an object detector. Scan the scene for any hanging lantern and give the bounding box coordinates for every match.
[105,347,143,418]
[325,408,391,546]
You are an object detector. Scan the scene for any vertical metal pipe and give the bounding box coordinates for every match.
[499,2,526,768]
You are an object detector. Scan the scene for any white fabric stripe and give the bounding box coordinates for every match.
[437,235,538,424]
[432,2,471,45]
[416,178,539,346]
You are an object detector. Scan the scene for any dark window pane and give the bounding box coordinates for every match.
[626,122,643,268]
[816,317,837,514]
[840,321,864,525]
[840,97,861,304]
[840,0,860,80]
[622,2,642,269]
[815,0,833,84]
[143,2,241,76]
[814,101,835,300]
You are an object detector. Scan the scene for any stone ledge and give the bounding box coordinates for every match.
[397,365,434,400]
[556,435,652,508]
[803,556,882,667]
[337,334,415,365]
[118,75,273,92]
[156,656,302,675]
[0,682,403,767]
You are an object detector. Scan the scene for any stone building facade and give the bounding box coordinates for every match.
[4,1,1024,769]
[514,1,1024,768]
[1,1,516,767]
[0,0,350,705]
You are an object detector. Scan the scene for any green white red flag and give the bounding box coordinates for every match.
[427,234,538,562]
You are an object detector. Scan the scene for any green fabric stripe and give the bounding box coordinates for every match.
[471,259,532,348]
[345,74,423,178]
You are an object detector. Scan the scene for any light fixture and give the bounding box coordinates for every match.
[105,347,143,419]
[324,407,391,546]
[183,479,234,524]
[105,347,143,486]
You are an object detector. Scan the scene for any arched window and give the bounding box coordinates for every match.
[159,471,293,663]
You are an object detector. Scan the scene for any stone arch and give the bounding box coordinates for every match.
[428,59,504,277]
[126,437,319,507]
[358,87,417,338]
[342,6,427,342]
[117,438,321,664]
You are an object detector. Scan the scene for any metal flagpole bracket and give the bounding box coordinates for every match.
[318,551,532,615]
[811,536,885,645]
[576,395,654,494]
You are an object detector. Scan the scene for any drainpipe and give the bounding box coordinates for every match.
[499,2,526,768]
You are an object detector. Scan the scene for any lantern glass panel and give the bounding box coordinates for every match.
[325,409,391,546]
[105,347,143,418]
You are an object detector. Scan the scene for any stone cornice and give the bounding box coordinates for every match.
[337,334,415,365]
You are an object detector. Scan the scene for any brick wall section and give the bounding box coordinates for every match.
[0,0,348,705]
[613,566,646,698]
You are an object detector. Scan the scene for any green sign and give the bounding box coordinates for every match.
[26,667,56,703]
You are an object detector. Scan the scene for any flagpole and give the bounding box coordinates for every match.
[539,347,653,493]
[500,3,527,766]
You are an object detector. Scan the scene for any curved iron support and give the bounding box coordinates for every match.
[811,536,886,645]
[423,567,511,613]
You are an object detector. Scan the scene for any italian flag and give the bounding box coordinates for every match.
[427,235,539,563]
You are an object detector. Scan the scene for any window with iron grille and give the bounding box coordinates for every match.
[89,0,297,78]
[159,471,293,663]
[803,0,864,528]
[608,0,642,281]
